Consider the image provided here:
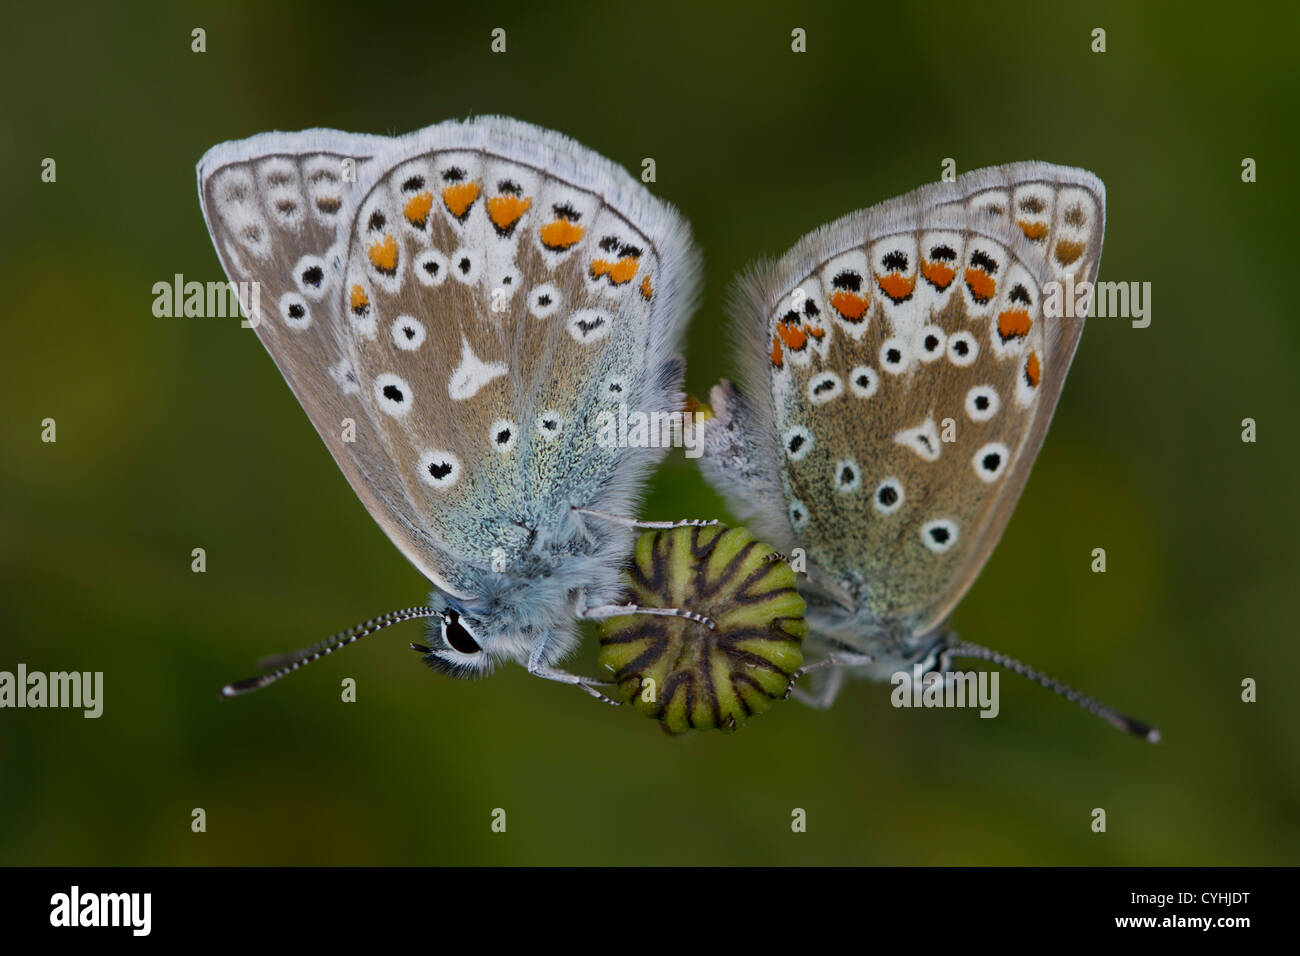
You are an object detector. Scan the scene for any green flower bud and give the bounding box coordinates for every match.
[598,524,807,733]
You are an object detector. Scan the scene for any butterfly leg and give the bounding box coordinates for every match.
[525,643,621,706]
[579,603,717,631]
[571,506,720,531]
[783,653,873,708]
[788,667,846,710]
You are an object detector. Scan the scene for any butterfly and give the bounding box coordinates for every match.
[198,117,717,700]
[697,163,1160,741]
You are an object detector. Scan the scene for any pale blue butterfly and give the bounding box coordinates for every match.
[198,117,712,701]
[699,163,1159,740]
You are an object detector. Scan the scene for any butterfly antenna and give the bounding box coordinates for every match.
[943,640,1161,743]
[220,606,442,698]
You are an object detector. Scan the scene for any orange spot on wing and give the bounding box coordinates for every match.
[1025,351,1041,387]
[921,261,956,290]
[830,290,869,320]
[367,234,398,274]
[965,268,996,302]
[404,191,433,226]
[441,182,480,219]
[1017,220,1049,241]
[777,321,808,350]
[807,324,825,340]
[349,284,368,313]
[540,219,584,250]
[771,333,784,368]
[487,194,532,231]
[640,275,653,300]
[591,257,640,284]
[1055,240,1085,266]
[877,274,916,302]
[997,309,1033,340]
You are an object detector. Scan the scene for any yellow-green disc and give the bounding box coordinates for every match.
[597,524,807,734]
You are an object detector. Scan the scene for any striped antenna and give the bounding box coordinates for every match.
[942,640,1161,743]
[221,606,442,698]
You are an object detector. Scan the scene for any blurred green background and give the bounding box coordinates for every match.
[2,0,1297,865]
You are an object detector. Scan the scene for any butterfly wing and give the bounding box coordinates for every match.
[702,163,1104,639]
[199,118,699,602]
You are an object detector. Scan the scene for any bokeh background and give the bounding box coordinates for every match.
[2,0,1297,865]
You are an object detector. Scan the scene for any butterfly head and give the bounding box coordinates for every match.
[413,597,499,679]
[416,584,561,679]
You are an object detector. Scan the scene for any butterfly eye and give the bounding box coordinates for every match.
[441,611,482,655]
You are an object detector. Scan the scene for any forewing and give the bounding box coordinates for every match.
[197,129,477,594]
[708,163,1105,635]
[200,118,698,598]
[338,118,698,585]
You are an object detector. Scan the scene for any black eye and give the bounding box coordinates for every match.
[443,611,481,654]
